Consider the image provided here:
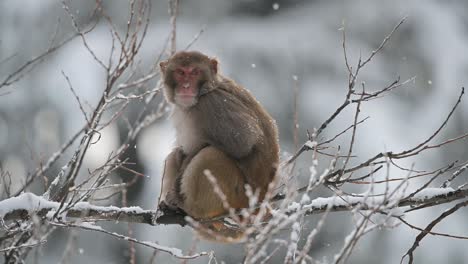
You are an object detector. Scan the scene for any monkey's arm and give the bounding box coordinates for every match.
[199,92,262,159]
[158,147,185,208]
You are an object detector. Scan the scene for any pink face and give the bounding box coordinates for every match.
[173,66,201,108]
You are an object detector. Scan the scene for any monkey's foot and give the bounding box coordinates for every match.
[156,201,188,226]
[158,201,186,216]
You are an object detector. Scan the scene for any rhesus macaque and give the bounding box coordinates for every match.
[158,51,279,225]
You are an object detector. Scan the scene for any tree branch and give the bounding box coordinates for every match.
[2,189,467,227]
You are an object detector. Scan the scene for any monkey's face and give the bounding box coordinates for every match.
[160,51,218,109]
[170,65,203,108]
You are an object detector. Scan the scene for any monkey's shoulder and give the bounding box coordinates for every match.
[217,76,253,94]
[211,76,262,109]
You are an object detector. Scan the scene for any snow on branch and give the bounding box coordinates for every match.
[0,193,209,259]
[2,188,467,227]
[0,193,153,225]
[299,187,468,215]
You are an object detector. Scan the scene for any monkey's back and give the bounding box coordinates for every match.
[193,76,280,198]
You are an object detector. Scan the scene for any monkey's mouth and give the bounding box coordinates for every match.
[175,81,199,108]
[175,94,197,108]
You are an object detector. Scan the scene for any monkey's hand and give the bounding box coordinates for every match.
[159,147,186,209]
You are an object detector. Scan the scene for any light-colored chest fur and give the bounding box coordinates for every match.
[172,108,206,155]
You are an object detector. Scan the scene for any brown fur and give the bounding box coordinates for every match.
[159,51,280,221]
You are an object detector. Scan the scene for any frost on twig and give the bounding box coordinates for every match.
[50,222,210,260]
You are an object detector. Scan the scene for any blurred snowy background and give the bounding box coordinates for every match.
[1,0,467,263]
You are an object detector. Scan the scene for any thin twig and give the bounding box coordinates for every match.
[400,200,468,264]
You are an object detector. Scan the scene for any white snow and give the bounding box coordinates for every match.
[73,201,145,214]
[300,194,311,204]
[412,187,454,201]
[0,192,57,217]
[299,187,456,213]
[79,221,104,231]
[386,207,405,217]
[287,202,301,211]
[0,192,147,218]
[290,222,301,241]
[304,195,387,210]
[304,140,317,149]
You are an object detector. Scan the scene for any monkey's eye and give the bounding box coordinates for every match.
[191,69,200,76]
[176,69,185,76]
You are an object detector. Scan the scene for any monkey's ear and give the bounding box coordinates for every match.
[210,58,218,74]
[159,60,168,73]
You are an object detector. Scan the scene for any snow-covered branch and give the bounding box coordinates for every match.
[2,188,467,228]
[300,187,468,215]
[0,193,154,225]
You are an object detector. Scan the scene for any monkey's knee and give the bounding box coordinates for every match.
[179,146,248,219]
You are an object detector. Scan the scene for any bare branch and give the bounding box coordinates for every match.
[0,34,78,89]
[169,0,179,54]
[0,240,46,253]
[360,16,407,68]
[62,71,91,125]
[401,199,468,264]
[50,222,210,260]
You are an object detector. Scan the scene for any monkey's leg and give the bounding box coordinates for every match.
[158,147,185,209]
[179,146,249,219]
